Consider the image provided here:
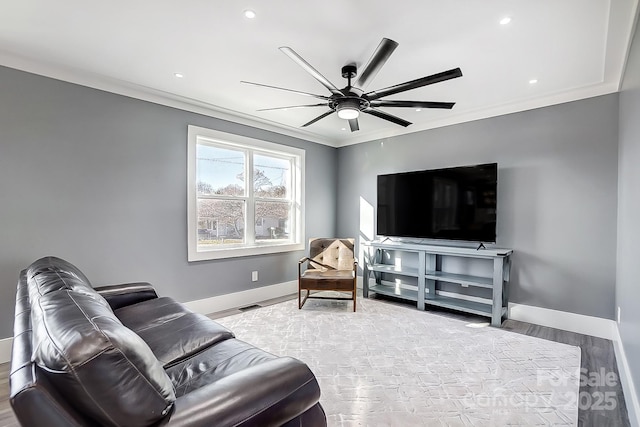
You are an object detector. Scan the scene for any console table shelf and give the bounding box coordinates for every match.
[363,241,513,326]
[424,295,507,318]
[424,271,494,289]
[369,264,420,277]
[368,282,420,301]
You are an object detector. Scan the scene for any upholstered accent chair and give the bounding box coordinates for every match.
[298,238,357,311]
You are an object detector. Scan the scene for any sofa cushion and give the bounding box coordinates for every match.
[30,287,176,427]
[115,297,235,366]
[165,339,279,397]
[114,297,191,330]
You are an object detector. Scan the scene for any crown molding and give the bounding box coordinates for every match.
[337,81,620,147]
[0,45,626,150]
[0,51,341,148]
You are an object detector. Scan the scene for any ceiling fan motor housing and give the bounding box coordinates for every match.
[330,96,370,114]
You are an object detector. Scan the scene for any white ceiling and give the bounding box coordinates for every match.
[1,1,638,147]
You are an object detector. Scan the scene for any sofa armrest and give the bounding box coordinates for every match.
[162,357,322,427]
[94,282,158,310]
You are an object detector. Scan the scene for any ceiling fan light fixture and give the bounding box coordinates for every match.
[336,99,361,120]
[337,107,360,120]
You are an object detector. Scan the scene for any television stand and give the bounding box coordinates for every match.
[362,241,513,326]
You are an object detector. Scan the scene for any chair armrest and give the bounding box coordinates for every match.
[299,256,310,264]
[94,282,158,310]
[162,357,321,427]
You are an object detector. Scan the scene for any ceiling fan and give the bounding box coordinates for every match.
[241,38,462,132]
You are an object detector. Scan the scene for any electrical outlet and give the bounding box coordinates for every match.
[617,306,621,324]
[251,271,258,282]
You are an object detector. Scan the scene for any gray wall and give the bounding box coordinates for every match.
[617,17,640,403]
[0,66,337,339]
[337,94,619,320]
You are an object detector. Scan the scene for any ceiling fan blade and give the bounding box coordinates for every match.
[364,108,412,127]
[370,100,455,109]
[355,38,399,89]
[279,47,343,96]
[241,81,329,100]
[365,68,463,101]
[348,118,360,132]
[302,110,334,127]
[257,103,329,112]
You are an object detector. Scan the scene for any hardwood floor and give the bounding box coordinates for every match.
[502,319,630,427]
[0,363,17,427]
[0,294,631,426]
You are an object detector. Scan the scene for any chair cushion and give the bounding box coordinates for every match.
[301,269,355,279]
[115,297,235,366]
[165,339,278,397]
[300,269,355,291]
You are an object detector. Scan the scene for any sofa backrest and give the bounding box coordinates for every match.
[10,269,92,427]
[26,255,94,295]
[11,256,176,427]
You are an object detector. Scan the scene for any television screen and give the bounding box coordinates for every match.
[377,163,497,242]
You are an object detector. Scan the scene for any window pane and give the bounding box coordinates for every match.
[253,154,290,199]
[196,144,245,196]
[255,201,291,241]
[197,199,245,245]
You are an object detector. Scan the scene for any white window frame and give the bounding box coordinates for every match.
[187,125,305,261]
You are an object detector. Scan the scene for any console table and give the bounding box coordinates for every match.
[362,241,513,326]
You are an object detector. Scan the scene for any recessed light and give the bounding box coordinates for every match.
[500,17,511,25]
[174,73,184,78]
[341,127,347,131]
[415,108,422,112]
[529,79,538,84]
[244,9,256,19]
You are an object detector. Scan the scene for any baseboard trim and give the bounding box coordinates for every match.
[183,280,298,315]
[507,303,616,340]
[613,325,640,427]
[0,337,12,364]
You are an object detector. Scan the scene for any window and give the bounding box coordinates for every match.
[188,125,304,261]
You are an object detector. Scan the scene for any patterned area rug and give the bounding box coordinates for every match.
[216,295,580,426]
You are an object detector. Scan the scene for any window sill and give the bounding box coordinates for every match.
[188,242,305,261]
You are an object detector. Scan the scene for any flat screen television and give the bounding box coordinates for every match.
[377,163,497,242]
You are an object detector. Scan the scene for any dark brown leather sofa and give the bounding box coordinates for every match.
[10,256,326,427]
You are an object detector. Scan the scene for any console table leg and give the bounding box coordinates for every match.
[417,252,426,311]
[492,257,504,326]
[363,263,369,298]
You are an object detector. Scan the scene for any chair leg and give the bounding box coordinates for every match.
[299,289,310,309]
[353,279,357,312]
[298,285,302,309]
